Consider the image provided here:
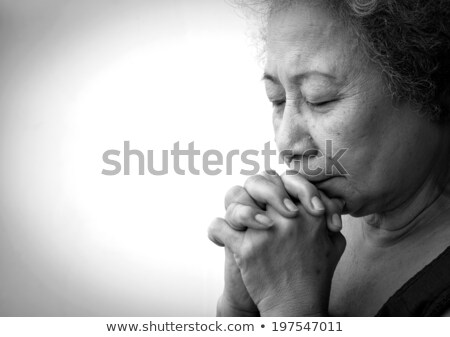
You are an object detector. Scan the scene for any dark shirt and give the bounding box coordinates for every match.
[376,245,450,316]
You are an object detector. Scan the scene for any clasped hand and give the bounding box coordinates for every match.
[208,171,346,317]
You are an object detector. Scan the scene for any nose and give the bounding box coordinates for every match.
[274,101,316,163]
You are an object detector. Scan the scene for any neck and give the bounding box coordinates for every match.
[362,123,450,247]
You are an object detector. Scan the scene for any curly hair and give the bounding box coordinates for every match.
[233,0,450,121]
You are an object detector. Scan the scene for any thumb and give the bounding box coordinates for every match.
[318,191,345,232]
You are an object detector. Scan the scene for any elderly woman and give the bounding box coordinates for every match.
[208,0,450,316]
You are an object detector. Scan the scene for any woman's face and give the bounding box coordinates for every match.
[265,2,440,216]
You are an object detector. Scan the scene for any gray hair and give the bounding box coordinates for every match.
[233,0,450,121]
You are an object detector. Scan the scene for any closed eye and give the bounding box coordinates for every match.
[271,99,286,107]
[307,99,336,108]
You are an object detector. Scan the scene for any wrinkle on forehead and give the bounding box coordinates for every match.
[265,2,362,86]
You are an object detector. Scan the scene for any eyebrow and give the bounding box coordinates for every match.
[261,71,337,84]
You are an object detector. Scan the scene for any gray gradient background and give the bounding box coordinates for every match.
[0,0,277,316]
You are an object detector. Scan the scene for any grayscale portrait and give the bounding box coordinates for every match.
[208,0,450,317]
[0,0,449,319]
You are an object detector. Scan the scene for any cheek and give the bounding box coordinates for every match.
[272,112,280,132]
[310,101,388,172]
[342,89,396,141]
[308,114,353,154]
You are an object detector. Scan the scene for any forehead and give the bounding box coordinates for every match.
[265,2,358,83]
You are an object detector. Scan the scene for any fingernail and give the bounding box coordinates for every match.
[265,169,278,176]
[283,198,299,212]
[255,214,274,227]
[311,196,325,211]
[332,213,342,230]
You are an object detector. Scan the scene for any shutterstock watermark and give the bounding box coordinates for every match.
[101,140,348,176]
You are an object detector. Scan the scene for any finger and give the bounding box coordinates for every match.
[224,186,274,231]
[224,185,263,210]
[328,197,345,232]
[208,217,243,252]
[244,174,299,218]
[222,247,259,314]
[318,191,345,232]
[226,203,274,230]
[260,169,285,188]
[262,169,302,218]
[281,171,326,216]
[261,170,304,211]
[265,201,326,235]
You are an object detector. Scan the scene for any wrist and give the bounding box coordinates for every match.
[216,295,260,317]
[258,293,329,317]
[261,307,329,317]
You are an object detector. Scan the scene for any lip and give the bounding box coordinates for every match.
[286,162,337,183]
[288,169,346,210]
[285,167,339,184]
[315,176,336,185]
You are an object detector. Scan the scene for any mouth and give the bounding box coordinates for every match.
[315,176,334,183]
[286,160,336,183]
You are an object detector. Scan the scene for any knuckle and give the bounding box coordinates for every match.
[245,175,285,203]
[224,185,245,207]
[298,180,316,197]
[244,174,265,189]
[207,229,216,243]
[283,172,314,191]
[226,185,243,200]
[263,170,285,188]
[232,204,253,226]
[267,188,283,203]
[208,217,222,234]
[237,205,254,223]
[239,240,255,261]
[261,169,278,178]
[207,217,222,243]
[300,186,317,201]
[226,203,248,229]
[226,203,239,222]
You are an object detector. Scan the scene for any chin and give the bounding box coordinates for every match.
[343,197,380,218]
[315,176,343,198]
[316,178,372,217]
